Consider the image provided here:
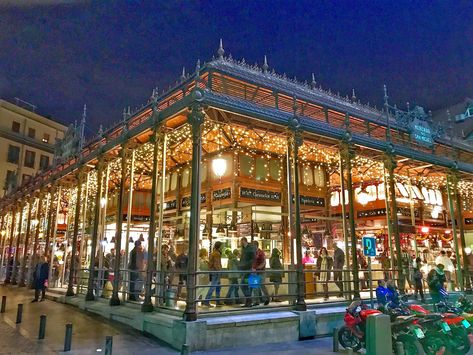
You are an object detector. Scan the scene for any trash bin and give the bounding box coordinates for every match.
[165,289,176,308]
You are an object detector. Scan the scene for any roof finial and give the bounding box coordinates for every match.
[406,101,410,112]
[82,104,87,123]
[123,107,127,120]
[181,67,186,82]
[217,38,225,59]
[262,55,269,74]
[311,73,316,89]
[351,89,356,102]
[383,84,389,106]
[98,124,103,136]
[127,106,131,116]
[195,59,201,76]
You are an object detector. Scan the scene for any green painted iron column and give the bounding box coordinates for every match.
[142,129,160,312]
[44,187,56,260]
[67,171,84,296]
[11,201,25,285]
[4,207,17,284]
[341,143,360,299]
[184,97,205,321]
[385,154,403,291]
[86,157,105,301]
[288,104,307,311]
[111,144,130,306]
[18,198,33,287]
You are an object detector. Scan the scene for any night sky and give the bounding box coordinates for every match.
[1,1,473,133]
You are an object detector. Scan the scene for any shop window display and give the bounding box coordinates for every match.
[255,157,267,181]
[239,155,253,177]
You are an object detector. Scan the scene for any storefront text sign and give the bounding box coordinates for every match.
[411,117,434,148]
[213,188,231,201]
[293,195,325,207]
[181,194,206,208]
[240,187,281,202]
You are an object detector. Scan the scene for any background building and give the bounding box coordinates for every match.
[0,99,67,196]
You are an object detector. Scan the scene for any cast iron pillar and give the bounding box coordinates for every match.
[384,153,403,290]
[341,143,360,299]
[183,96,205,321]
[18,198,33,287]
[4,208,17,284]
[10,202,25,285]
[142,129,160,312]
[86,157,105,301]
[110,144,130,306]
[67,171,84,296]
[288,107,307,311]
[44,186,57,260]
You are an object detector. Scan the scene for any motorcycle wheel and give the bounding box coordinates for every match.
[445,327,471,355]
[394,334,424,355]
[338,326,362,352]
[419,333,447,355]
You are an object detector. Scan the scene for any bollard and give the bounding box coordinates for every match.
[104,336,113,355]
[64,323,72,352]
[15,304,23,324]
[38,314,47,339]
[181,344,189,355]
[395,342,405,355]
[332,328,339,352]
[1,296,6,313]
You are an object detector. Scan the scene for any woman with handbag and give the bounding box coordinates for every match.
[316,247,333,301]
[32,255,49,302]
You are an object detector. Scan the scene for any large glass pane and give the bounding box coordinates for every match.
[303,165,314,185]
[170,172,178,190]
[182,168,190,188]
[314,166,325,187]
[255,157,267,181]
[269,159,280,180]
[201,162,207,183]
[240,155,253,177]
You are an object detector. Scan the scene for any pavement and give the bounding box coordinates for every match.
[0,286,178,354]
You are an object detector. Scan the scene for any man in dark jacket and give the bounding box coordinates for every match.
[32,255,49,302]
[428,264,447,306]
[239,237,256,307]
[333,243,345,297]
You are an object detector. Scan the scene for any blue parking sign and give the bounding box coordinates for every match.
[362,236,377,257]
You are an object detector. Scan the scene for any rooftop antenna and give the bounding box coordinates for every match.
[217,39,225,60]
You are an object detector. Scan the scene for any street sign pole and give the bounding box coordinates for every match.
[368,256,373,309]
[362,236,376,309]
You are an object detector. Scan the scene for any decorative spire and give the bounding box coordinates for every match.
[122,107,127,120]
[217,38,225,59]
[351,89,356,102]
[98,124,103,136]
[406,101,410,112]
[82,104,87,123]
[195,59,201,76]
[180,67,186,82]
[383,84,389,106]
[311,73,316,89]
[262,55,269,74]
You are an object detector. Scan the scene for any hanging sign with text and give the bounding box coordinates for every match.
[240,187,281,202]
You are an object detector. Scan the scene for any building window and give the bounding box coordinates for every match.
[5,170,16,190]
[11,121,20,133]
[24,150,35,168]
[7,145,20,164]
[28,128,35,139]
[255,157,267,181]
[22,174,31,183]
[42,133,50,143]
[39,155,49,170]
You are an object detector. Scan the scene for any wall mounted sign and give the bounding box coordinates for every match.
[164,200,177,210]
[411,117,434,148]
[465,218,473,225]
[357,208,387,218]
[181,194,206,208]
[299,195,325,207]
[240,187,281,202]
[213,188,231,201]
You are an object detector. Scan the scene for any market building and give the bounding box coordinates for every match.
[1,43,473,349]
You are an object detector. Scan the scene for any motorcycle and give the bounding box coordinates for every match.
[338,300,424,354]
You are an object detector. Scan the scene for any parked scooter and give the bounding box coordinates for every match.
[338,300,424,354]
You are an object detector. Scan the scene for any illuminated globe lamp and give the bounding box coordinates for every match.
[357,187,370,206]
[212,155,227,178]
[421,226,430,234]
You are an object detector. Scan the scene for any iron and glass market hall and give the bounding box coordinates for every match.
[1,43,473,328]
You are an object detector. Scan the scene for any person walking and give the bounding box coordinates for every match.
[224,249,241,305]
[333,243,345,297]
[252,241,270,306]
[427,263,447,307]
[203,241,223,307]
[128,240,145,301]
[269,248,283,302]
[412,257,425,303]
[435,251,454,290]
[196,248,209,304]
[31,255,49,302]
[239,237,256,307]
[316,247,333,301]
[175,245,188,298]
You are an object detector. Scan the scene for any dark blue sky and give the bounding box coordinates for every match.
[1,1,473,132]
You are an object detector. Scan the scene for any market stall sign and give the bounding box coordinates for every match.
[362,236,377,257]
[164,200,177,210]
[465,218,473,225]
[295,195,325,207]
[411,117,434,148]
[357,208,387,218]
[240,187,281,202]
[213,188,231,201]
[181,193,206,208]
